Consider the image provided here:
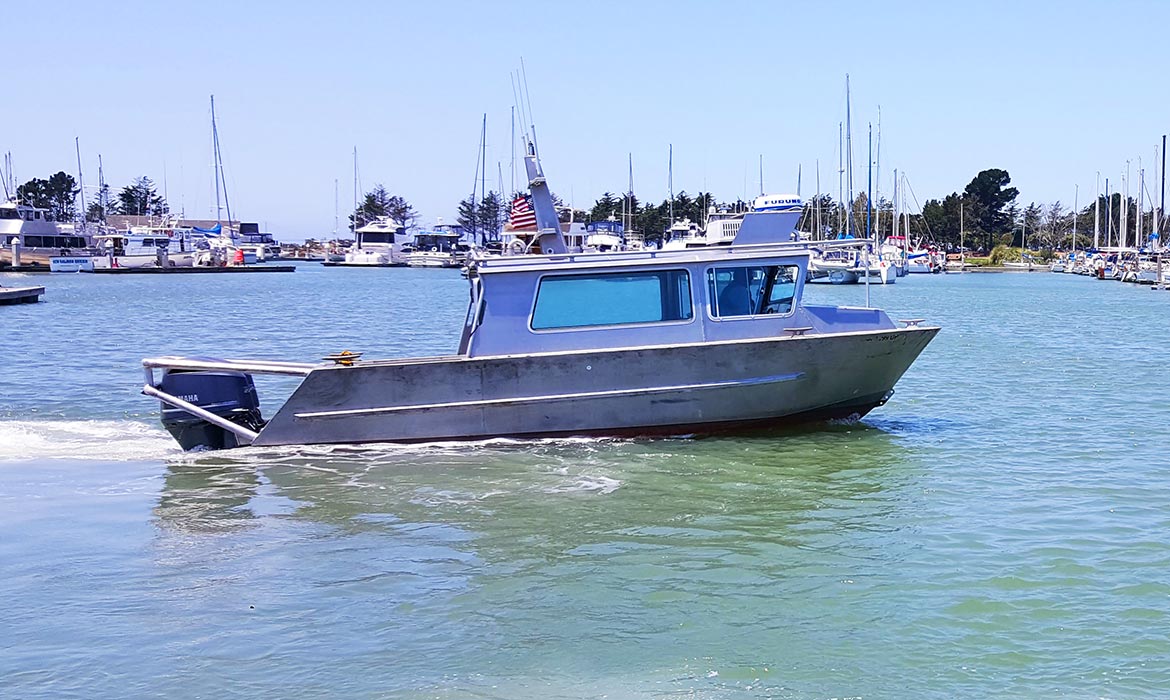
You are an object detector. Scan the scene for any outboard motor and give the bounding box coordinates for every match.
[158,369,264,450]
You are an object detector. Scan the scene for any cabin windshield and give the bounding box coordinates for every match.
[360,232,394,245]
[0,208,19,220]
[531,269,693,330]
[707,264,798,317]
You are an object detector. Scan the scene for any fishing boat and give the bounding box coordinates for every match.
[90,228,197,269]
[142,142,938,450]
[407,223,470,267]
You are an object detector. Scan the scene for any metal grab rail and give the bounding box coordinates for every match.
[142,356,316,378]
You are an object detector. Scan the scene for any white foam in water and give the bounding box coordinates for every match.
[0,420,179,462]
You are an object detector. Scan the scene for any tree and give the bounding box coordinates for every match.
[456,194,479,241]
[115,176,168,216]
[350,184,416,230]
[86,183,112,223]
[1018,202,1043,248]
[476,192,503,244]
[16,172,78,221]
[963,169,1019,239]
[1043,201,1066,248]
[589,192,620,222]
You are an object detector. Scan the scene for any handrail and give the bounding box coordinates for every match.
[142,356,316,377]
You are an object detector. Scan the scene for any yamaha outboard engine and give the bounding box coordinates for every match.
[158,369,264,450]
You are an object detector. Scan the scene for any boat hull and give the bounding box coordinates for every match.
[251,326,938,446]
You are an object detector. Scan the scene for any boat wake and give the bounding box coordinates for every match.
[0,419,179,462]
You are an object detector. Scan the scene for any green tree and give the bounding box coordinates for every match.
[963,169,1019,241]
[589,192,620,222]
[16,172,79,221]
[350,184,416,230]
[456,194,479,241]
[476,192,503,244]
[115,176,168,216]
[86,183,112,223]
[1017,202,1043,248]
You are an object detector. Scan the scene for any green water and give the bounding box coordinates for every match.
[2,266,1168,698]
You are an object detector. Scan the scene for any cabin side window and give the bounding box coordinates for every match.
[707,265,798,318]
[531,269,693,330]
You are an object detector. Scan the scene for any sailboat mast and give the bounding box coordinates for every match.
[865,123,872,239]
[481,114,487,245]
[815,160,821,241]
[211,96,223,227]
[98,154,105,222]
[1072,185,1078,253]
[74,137,86,222]
[1105,178,1112,248]
[837,122,843,235]
[1132,168,1141,248]
[352,147,358,240]
[333,178,339,237]
[1094,172,1100,249]
[668,144,674,223]
[1162,135,1167,236]
[892,169,899,239]
[874,107,881,239]
[627,152,633,236]
[960,202,965,271]
[510,106,516,197]
[845,75,853,238]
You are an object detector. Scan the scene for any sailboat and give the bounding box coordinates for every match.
[193,96,256,266]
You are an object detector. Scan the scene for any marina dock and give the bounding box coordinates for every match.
[0,285,44,304]
[89,265,296,274]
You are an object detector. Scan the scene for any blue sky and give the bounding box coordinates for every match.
[5,0,1168,239]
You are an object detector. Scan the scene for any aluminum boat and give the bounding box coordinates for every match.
[143,144,938,450]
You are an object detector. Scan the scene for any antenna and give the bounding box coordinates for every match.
[520,57,536,152]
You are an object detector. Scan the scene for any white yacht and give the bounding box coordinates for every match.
[326,217,406,267]
[660,219,706,250]
[584,219,625,251]
[1,199,93,267]
[236,223,281,261]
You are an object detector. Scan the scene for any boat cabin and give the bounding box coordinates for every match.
[0,201,52,222]
[458,243,894,356]
[355,217,403,248]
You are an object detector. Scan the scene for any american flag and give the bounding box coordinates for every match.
[507,195,537,231]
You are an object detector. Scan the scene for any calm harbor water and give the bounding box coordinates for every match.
[2,264,1169,699]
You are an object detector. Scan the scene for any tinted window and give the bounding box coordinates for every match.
[707,265,798,317]
[25,236,43,247]
[532,269,692,330]
[362,232,394,244]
